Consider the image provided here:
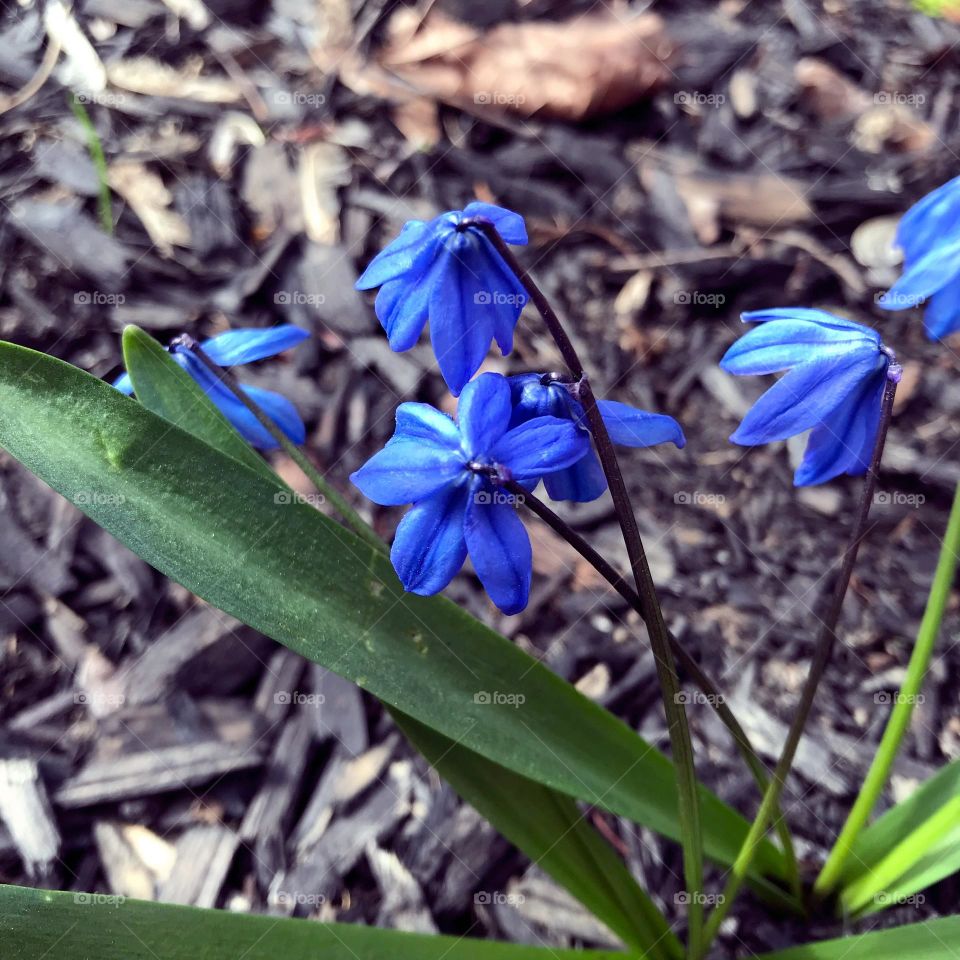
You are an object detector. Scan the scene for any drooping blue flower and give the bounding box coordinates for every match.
[355,201,529,396]
[114,325,309,449]
[351,372,590,614]
[721,309,898,486]
[878,175,960,339]
[507,374,685,502]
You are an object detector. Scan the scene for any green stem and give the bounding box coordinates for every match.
[68,94,113,235]
[814,480,960,897]
[468,219,705,953]
[697,373,899,956]
[180,337,385,555]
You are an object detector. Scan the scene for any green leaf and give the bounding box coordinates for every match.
[0,342,785,883]
[816,483,960,898]
[0,884,630,960]
[757,915,960,960]
[124,326,680,957]
[393,710,682,960]
[120,325,276,482]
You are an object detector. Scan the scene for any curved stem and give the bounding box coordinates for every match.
[179,338,385,555]
[506,480,802,897]
[814,480,960,897]
[468,219,705,952]
[698,374,899,956]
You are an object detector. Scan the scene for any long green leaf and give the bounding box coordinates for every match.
[758,915,960,960]
[0,341,785,882]
[122,325,681,949]
[394,710,681,959]
[0,884,628,960]
[816,483,960,897]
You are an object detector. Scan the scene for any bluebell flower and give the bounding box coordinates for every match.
[878,175,960,338]
[507,374,685,502]
[355,202,529,395]
[351,372,590,614]
[114,325,309,449]
[721,309,897,486]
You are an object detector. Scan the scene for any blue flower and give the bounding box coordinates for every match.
[507,374,685,502]
[351,372,590,614]
[355,201,529,395]
[114,325,309,449]
[720,309,896,486]
[878,175,960,338]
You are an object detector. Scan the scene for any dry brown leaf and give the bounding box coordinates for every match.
[854,104,936,155]
[377,10,673,122]
[795,58,870,121]
[109,161,190,257]
[107,56,241,103]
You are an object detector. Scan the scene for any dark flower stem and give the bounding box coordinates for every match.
[466,218,705,951]
[698,372,900,956]
[177,337,385,554]
[503,479,802,902]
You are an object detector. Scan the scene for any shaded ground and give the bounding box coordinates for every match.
[1,0,959,955]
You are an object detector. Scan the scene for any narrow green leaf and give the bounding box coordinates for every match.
[394,709,682,960]
[121,325,276,481]
[0,342,785,882]
[817,482,960,897]
[757,915,960,960]
[0,884,629,960]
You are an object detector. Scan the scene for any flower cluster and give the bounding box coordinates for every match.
[115,325,309,449]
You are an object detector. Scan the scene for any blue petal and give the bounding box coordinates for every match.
[924,272,960,340]
[350,403,464,506]
[490,417,591,480]
[241,385,306,445]
[596,400,685,448]
[355,220,435,290]
[462,201,528,245]
[878,236,960,310]
[113,372,134,395]
[741,308,879,339]
[464,484,532,615]
[896,176,960,263]
[794,373,885,486]
[200,325,309,366]
[457,373,512,458]
[429,236,497,395]
[391,485,469,595]
[473,242,528,355]
[731,349,884,445]
[721,319,879,376]
[544,452,608,503]
[508,375,570,425]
